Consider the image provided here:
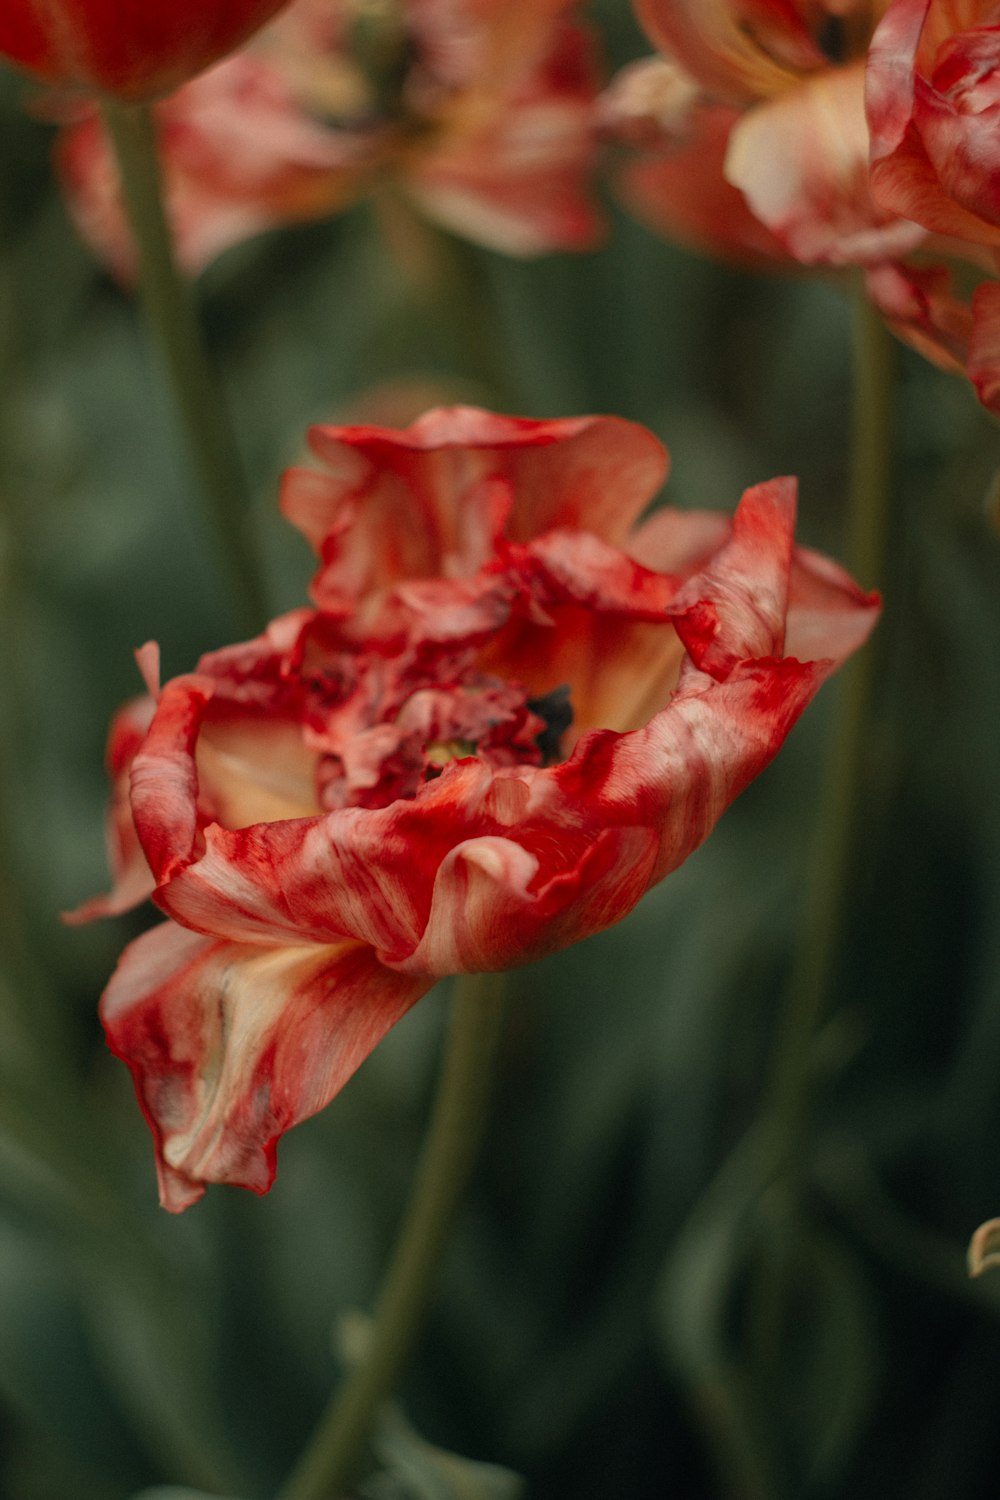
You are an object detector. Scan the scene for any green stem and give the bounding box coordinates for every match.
[99,99,267,637]
[763,286,895,1164]
[276,971,508,1500]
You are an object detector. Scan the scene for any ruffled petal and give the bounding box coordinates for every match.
[101,923,429,1210]
[867,0,1000,247]
[864,258,974,373]
[669,478,796,673]
[282,409,669,610]
[66,695,157,924]
[143,480,876,973]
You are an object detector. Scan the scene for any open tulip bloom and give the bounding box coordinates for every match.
[76,408,878,1212]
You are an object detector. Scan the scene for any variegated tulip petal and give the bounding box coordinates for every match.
[101,922,430,1210]
[728,63,927,265]
[65,695,157,924]
[282,409,669,609]
[868,0,1000,247]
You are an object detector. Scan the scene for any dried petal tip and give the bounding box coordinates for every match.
[967,1218,1000,1277]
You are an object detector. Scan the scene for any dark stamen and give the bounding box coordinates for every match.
[528,684,574,764]
[817,14,847,64]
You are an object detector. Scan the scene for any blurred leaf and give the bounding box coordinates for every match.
[655,1133,783,1500]
[82,1272,246,1496]
[779,1228,881,1489]
[0,1220,145,1495]
[362,1404,525,1500]
[130,1490,243,1500]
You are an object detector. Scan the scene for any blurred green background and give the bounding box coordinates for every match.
[3,4,1000,1497]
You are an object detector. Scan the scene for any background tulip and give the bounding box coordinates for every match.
[0,0,294,99]
[53,0,602,281]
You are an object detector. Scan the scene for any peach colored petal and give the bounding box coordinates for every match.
[728,63,927,264]
[405,18,603,255]
[867,0,1000,247]
[617,99,793,268]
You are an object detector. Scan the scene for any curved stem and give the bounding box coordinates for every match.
[99,99,267,637]
[763,287,895,1165]
[276,970,508,1500]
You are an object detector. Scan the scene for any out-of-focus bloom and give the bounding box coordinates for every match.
[74,406,878,1211]
[868,0,1000,246]
[605,1,923,269]
[865,0,1000,411]
[599,58,791,266]
[56,0,603,280]
[0,0,292,100]
[606,0,1000,410]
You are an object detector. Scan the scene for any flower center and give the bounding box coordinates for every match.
[310,664,573,812]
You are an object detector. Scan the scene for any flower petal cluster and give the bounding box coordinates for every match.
[606,0,1000,410]
[55,0,602,279]
[78,407,878,1211]
[0,0,292,100]
[865,0,1000,411]
[606,1,920,270]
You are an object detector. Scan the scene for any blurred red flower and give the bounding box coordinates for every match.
[605,0,1000,410]
[866,0,1000,411]
[76,407,877,1211]
[0,0,292,100]
[606,1,921,269]
[56,0,603,279]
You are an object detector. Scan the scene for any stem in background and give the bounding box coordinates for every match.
[762,287,896,1162]
[99,99,267,637]
[370,192,522,410]
[276,971,508,1500]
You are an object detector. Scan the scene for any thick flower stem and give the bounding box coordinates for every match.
[763,287,895,1163]
[275,970,508,1500]
[99,99,267,637]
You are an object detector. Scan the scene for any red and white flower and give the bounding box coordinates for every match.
[56,0,603,280]
[605,0,1000,409]
[606,1,922,270]
[865,0,1000,411]
[77,407,878,1211]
